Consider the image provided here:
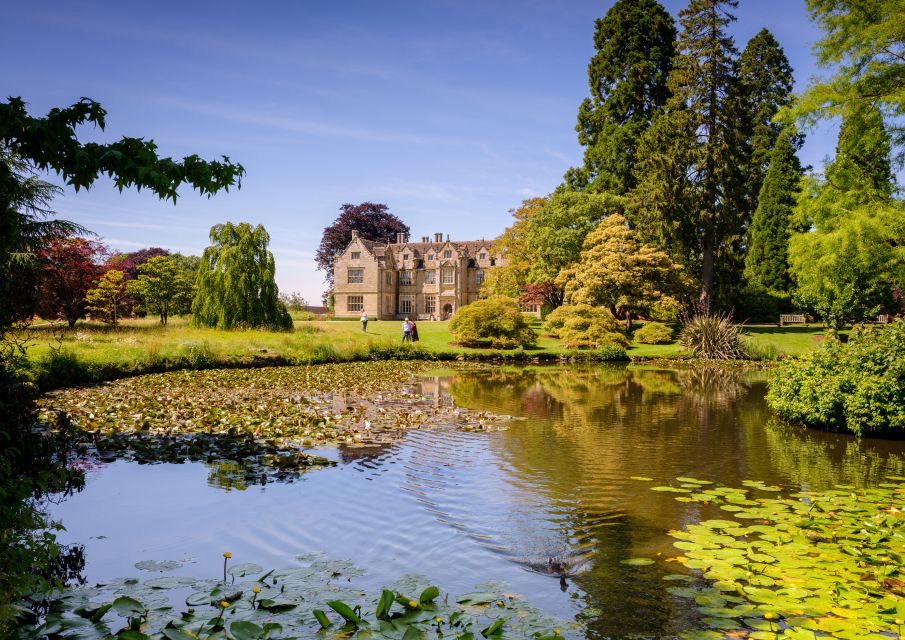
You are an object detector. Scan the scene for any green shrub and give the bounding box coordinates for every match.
[632,321,674,344]
[679,312,747,360]
[595,342,629,360]
[448,297,537,349]
[559,316,629,349]
[542,304,618,337]
[767,320,905,436]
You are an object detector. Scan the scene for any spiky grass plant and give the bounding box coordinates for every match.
[679,308,747,360]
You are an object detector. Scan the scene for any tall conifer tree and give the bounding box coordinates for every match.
[564,0,676,195]
[737,29,797,216]
[632,0,744,308]
[745,127,803,294]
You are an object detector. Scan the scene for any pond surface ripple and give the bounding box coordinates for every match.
[48,364,905,638]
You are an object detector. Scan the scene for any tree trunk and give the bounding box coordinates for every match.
[68,316,77,328]
[700,232,715,312]
[625,311,633,331]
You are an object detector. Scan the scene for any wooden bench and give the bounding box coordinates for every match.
[779,314,806,326]
[878,314,893,324]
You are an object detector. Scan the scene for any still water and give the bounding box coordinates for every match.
[49,365,905,638]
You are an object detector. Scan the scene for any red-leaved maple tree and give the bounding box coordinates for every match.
[36,237,108,326]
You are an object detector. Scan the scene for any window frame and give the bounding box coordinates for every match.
[399,295,414,314]
[441,268,455,285]
[347,268,364,284]
[347,295,364,312]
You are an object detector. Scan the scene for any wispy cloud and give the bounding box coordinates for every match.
[154,96,439,146]
[59,217,205,233]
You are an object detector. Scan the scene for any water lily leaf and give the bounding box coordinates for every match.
[402,625,426,640]
[116,631,150,640]
[227,563,263,578]
[457,593,497,605]
[652,486,691,493]
[257,599,296,613]
[621,558,655,566]
[145,576,196,589]
[112,596,146,618]
[327,600,364,626]
[161,628,198,640]
[630,476,654,481]
[702,617,743,629]
[312,609,331,629]
[230,620,264,640]
[481,617,506,637]
[419,586,440,604]
[135,560,182,572]
[185,592,210,607]
[376,589,395,620]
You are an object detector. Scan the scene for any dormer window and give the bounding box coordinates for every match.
[403,254,409,261]
[444,250,452,259]
[479,252,486,260]
[351,251,360,260]
[427,254,434,261]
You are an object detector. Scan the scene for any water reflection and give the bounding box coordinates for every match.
[47,365,905,639]
[434,365,905,637]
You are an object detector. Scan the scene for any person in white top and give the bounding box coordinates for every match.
[401,318,412,343]
[360,311,368,332]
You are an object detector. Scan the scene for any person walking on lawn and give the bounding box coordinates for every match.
[410,319,419,343]
[360,310,368,332]
[402,317,412,343]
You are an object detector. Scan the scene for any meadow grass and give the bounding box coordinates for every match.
[17,317,830,390]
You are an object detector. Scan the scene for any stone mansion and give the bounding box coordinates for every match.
[333,231,506,320]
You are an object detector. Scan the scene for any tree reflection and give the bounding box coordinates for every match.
[443,364,904,637]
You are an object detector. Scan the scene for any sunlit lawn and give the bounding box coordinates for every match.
[19,317,832,388]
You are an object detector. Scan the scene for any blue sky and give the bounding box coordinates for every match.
[3,0,838,302]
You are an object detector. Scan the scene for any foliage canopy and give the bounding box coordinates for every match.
[448,297,537,349]
[768,320,905,436]
[564,0,676,194]
[193,222,292,331]
[558,214,687,328]
[315,203,408,289]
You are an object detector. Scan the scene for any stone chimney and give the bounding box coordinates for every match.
[396,232,406,244]
[422,236,429,243]
[350,230,359,240]
[434,232,443,243]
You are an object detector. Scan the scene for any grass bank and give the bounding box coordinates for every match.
[19,318,830,390]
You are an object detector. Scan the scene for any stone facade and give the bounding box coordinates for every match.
[333,231,504,320]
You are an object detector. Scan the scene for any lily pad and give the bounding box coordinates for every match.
[135,560,183,572]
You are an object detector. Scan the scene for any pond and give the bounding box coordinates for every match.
[43,364,905,638]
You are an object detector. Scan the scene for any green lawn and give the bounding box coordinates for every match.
[738,325,833,357]
[18,317,830,390]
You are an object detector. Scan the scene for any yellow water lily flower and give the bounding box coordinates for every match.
[252,587,261,594]
[223,551,232,559]
[220,600,230,608]
[408,600,418,608]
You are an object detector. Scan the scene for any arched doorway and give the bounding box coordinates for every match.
[442,303,453,320]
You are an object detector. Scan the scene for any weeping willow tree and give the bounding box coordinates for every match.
[192,222,292,330]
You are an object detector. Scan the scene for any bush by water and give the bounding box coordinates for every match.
[767,320,905,436]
